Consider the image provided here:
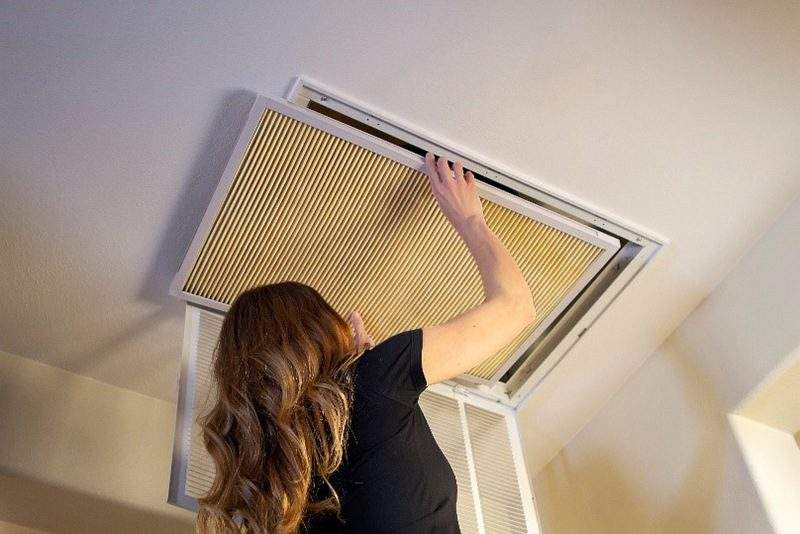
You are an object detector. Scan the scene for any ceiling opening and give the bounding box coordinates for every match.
[171,76,662,404]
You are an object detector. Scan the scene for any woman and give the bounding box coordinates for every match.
[197,152,537,533]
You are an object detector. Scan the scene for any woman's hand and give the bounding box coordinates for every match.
[424,152,486,233]
[347,310,375,353]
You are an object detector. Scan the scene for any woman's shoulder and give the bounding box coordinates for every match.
[354,328,425,406]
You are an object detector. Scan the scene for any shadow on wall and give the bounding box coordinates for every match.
[535,450,650,532]
[534,334,726,533]
[0,470,194,534]
[656,334,724,533]
[534,192,800,533]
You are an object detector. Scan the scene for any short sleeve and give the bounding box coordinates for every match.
[354,328,427,406]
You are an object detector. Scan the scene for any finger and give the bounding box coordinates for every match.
[437,156,452,181]
[425,152,439,181]
[425,162,442,196]
[426,153,444,194]
[427,176,441,201]
[454,160,464,182]
[465,170,475,184]
[425,152,435,174]
[425,152,436,174]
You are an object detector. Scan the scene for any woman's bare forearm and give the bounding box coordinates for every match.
[422,151,535,320]
[456,215,536,318]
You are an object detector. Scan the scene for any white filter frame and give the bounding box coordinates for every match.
[169,93,621,387]
[168,303,202,512]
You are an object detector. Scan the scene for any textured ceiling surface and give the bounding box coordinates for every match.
[2,2,799,473]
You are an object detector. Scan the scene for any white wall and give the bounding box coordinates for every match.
[0,350,195,533]
[727,345,800,533]
[729,414,800,534]
[532,192,800,533]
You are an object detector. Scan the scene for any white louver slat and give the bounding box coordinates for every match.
[185,311,221,499]
[418,391,480,534]
[169,304,541,532]
[467,405,530,533]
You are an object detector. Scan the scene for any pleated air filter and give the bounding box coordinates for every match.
[171,95,620,383]
[169,305,541,533]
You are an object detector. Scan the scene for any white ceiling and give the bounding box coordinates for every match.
[2,2,799,472]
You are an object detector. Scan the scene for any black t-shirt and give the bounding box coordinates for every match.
[301,328,461,533]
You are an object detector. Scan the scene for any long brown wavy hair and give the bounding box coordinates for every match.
[196,281,361,533]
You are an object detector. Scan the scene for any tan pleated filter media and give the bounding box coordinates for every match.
[181,105,607,381]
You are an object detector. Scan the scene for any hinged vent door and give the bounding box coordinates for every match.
[169,304,541,533]
[418,390,541,533]
[171,95,619,384]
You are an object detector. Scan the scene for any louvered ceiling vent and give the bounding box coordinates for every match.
[171,76,661,397]
[168,77,663,527]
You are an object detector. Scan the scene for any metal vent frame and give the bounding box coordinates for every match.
[284,76,664,406]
